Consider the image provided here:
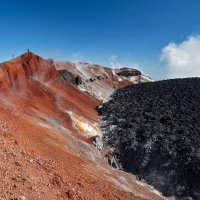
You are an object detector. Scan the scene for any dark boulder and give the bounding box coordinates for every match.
[75,76,82,85]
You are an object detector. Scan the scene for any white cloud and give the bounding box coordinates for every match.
[71,51,84,62]
[108,54,139,71]
[108,55,122,69]
[161,36,200,78]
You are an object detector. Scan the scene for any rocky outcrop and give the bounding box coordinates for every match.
[98,78,200,200]
[115,67,141,77]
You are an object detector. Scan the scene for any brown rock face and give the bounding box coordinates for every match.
[0,52,165,200]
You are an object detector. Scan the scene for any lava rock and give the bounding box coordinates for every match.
[98,78,200,200]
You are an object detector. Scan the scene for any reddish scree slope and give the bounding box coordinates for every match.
[0,52,166,200]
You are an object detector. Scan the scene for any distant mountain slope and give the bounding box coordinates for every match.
[55,61,153,102]
[98,78,200,200]
[0,52,164,200]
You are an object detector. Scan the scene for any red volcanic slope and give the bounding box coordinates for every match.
[0,52,165,200]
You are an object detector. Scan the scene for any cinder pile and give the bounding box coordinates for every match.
[98,78,200,200]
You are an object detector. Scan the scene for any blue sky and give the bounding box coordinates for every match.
[0,0,200,79]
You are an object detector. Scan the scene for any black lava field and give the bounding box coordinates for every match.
[98,78,200,200]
